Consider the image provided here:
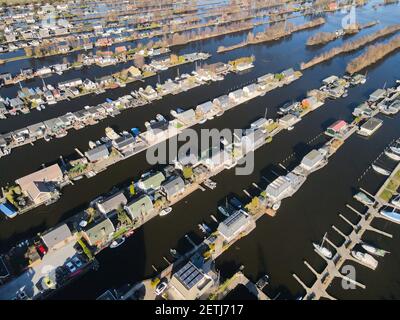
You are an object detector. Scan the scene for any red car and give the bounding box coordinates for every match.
[37,245,47,256]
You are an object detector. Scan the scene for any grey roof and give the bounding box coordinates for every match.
[162,176,185,198]
[173,261,205,290]
[97,191,128,214]
[41,224,72,249]
[113,135,135,149]
[85,144,109,162]
[218,210,249,240]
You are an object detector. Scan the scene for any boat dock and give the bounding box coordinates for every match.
[293,162,400,300]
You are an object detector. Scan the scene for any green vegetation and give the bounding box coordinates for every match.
[151,277,160,288]
[182,167,193,179]
[77,237,94,261]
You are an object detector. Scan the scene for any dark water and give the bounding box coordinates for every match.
[1,3,400,300]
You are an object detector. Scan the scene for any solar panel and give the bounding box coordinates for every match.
[175,262,204,290]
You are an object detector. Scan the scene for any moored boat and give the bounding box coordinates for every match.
[390,195,400,208]
[110,237,125,249]
[159,207,172,216]
[351,250,378,269]
[361,242,389,257]
[371,164,391,176]
[312,233,333,259]
[354,192,374,206]
[380,207,400,224]
[385,150,400,161]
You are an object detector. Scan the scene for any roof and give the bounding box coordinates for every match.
[173,261,205,291]
[139,172,165,190]
[323,75,339,84]
[85,145,109,162]
[84,218,115,245]
[361,117,383,131]
[329,120,347,132]
[16,164,63,192]
[97,191,128,214]
[218,210,250,240]
[196,101,213,114]
[125,195,153,219]
[162,176,185,197]
[41,224,72,249]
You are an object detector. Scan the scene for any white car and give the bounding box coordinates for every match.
[155,281,168,295]
[72,257,83,268]
[66,261,77,273]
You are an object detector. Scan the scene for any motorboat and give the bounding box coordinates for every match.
[110,237,125,249]
[351,250,378,269]
[361,242,389,257]
[390,146,400,155]
[159,207,172,217]
[218,206,231,217]
[312,233,333,259]
[272,201,281,210]
[385,150,400,161]
[170,248,181,259]
[390,194,400,208]
[371,164,391,176]
[287,126,294,131]
[380,207,400,224]
[353,192,374,206]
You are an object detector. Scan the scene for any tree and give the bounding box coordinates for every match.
[129,182,135,195]
[182,167,193,180]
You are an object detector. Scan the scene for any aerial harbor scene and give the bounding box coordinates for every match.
[0,0,400,304]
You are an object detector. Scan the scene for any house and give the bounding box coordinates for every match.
[202,147,231,169]
[250,118,267,130]
[300,149,324,171]
[58,78,82,90]
[96,191,128,214]
[352,103,373,118]
[213,95,230,110]
[325,120,349,139]
[112,135,135,152]
[241,129,266,152]
[358,117,383,136]
[44,118,64,133]
[228,89,244,103]
[282,68,296,81]
[8,97,24,110]
[114,46,127,54]
[82,218,115,248]
[27,122,46,139]
[369,89,386,102]
[301,96,321,110]
[168,261,217,300]
[202,62,230,75]
[127,66,141,78]
[196,101,213,116]
[95,75,114,87]
[85,145,109,163]
[265,172,302,202]
[138,86,158,101]
[124,195,153,221]
[278,114,300,128]
[82,79,97,91]
[12,128,29,143]
[243,84,258,97]
[15,164,63,205]
[41,224,73,251]
[137,171,165,191]
[161,176,185,200]
[257,73,274,84]
[172,109,196,124]
[217,210,254,243]
[322,75,339,85]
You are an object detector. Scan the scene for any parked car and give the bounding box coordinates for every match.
[155,281,168,295]
[65,261,77,273]
[72,256,83,268]
[36,244,47,256]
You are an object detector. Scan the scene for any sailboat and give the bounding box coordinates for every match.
[371,164,391,176]
[312,233,333,259]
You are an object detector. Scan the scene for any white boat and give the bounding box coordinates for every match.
[351,250,378,269]
[110,237,125,248]
[36,106,42,111]
[380,207,400,224]
[371,164,391,176]
[218,206,231,217]
[385,150,400,161]
[199,118,207,124]
[312,233,333,259]
[287,126,294,131]
[44,135,52,142]
[354,192,374,206]
[390,195,400,208]
[272,201,281,210]
[159,207,172,216]
[390,146,400,155]
[361,243,389,257]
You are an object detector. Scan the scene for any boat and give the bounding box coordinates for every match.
[88,141,97,149]
[361,243,389,257]
[216,110,224,117]
[256,274,270,290]
[170,248,181,259]
[390,146,400,155]
[110,237,125,249]
[44,135,52,142]
[198,224,207,234]
[36,105,42,111]
[272,201,281,210]
[390,195,400,208]
[380,207,400,224]
[312,233,333,259]
[351,250,378,269]
[105,127,120,140]
[371,164,391,176]
[218,206,231,217]
[199,118,207,124]
[385,150,400,161]
[159,207,172,216]
[287,126,294,131]
[353,192,374,206]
